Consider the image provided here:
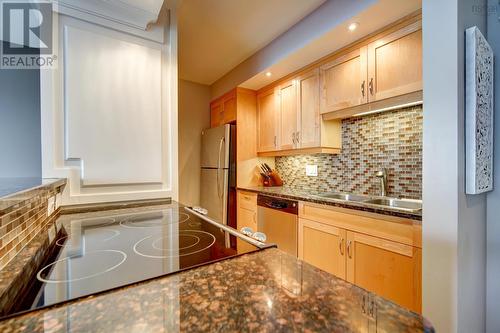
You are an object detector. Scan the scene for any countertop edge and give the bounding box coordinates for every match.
[238,186,422,221]
[0,179,67,216]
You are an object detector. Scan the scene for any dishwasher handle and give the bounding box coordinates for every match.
[258,195,298,215]
[265,202,288,210]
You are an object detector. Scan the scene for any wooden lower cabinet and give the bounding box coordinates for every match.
[298,218,346,279]
[346,231,421,313]
[237,191,258,254]
[298,202,422,313]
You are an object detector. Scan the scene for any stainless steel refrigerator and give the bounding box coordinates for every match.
[200,124,236,233]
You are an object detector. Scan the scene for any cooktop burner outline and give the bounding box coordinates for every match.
[10,205,263,318]
[55,228,121,246]
[151,234,201,251]
[36,250,127,284]
[133,230,216,259]
[119,212,190,229]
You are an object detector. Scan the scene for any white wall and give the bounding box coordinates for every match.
[423,0,487,332]
[178,79,210,206]
[0,48,41,178]
[41,9,178,205]
[486,0,500,332]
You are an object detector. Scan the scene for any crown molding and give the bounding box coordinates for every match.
[54,0,164,42]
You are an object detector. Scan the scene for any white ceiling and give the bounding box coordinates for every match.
[240,0,422,90]
[178,0,326,85]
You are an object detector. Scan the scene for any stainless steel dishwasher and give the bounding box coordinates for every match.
[257,195,298,257]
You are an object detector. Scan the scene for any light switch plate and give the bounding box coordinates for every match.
[306,165,318,177]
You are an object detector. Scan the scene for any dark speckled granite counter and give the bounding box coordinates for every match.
[239,186,422,220]
[0,178,66,214]
[0,247,433,332]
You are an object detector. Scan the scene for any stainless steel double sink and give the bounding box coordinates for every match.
[314,192,422,213]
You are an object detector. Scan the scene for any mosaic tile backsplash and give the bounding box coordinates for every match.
[0,182,64,270]
[275,106,423,199]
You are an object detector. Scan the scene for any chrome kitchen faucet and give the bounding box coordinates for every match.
[375,169,388,197]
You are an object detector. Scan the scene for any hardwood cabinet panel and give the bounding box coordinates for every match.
[346,231,421,313]
[222,96,237,123]
[299,218,346,279]
[296,69,320,148]
[320,47,367,114]
[236,207,258,254]
[257,88,279,152]
[210,91,237,128]
[210,101,223,128]
[237,190,258,254]
[278,80,298,150]
[299,202,421,248]
[367,21,422,102]
[238,190,257,211]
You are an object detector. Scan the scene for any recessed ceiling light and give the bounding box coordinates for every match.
[348,22,359,32]
[265,72,272,77]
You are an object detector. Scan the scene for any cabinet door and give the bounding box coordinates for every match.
[237,207,258,254]
[346,231,421,313]
[277,79,298,150]
[222,95,237,124]
[298,218,346,279]
[319,47,367,114]
[367,21,422,102]
[210,101,223,128]
[257,88,279,152]
[296,69,320,148]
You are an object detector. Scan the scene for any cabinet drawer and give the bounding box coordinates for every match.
[299,202,421,248]
[238,191,257,211]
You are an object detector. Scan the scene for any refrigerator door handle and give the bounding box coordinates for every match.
[217,137,225,199]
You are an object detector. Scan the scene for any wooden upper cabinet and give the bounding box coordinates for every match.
[299,218,346,279]
[320,47,368,114]
[222,95,237,123]
[346,231,421,313]
[277,79,298,150]
[367,21,422,102]
[210,101,223,128]
[210,91,237,128]
[257,88,278,152]
[296,69,321,148]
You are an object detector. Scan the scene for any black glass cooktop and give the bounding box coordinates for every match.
[18,204,262,314]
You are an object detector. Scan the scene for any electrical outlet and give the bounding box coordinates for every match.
[306,165,318,177]
[47,196,55,216]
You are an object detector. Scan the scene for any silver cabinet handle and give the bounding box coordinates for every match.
[369,78,374,96]
[361,80,366,97]
[296,131,300,143]
[339,238,344,255]
[274,135,277,148]
[347,240,352,258]
[292,132,296,144]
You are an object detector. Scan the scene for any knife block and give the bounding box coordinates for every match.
[262,171,283,187]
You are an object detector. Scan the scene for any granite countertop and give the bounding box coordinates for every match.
[239,186,422,220]
[0,245,433,332]
[0,178,66,214]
